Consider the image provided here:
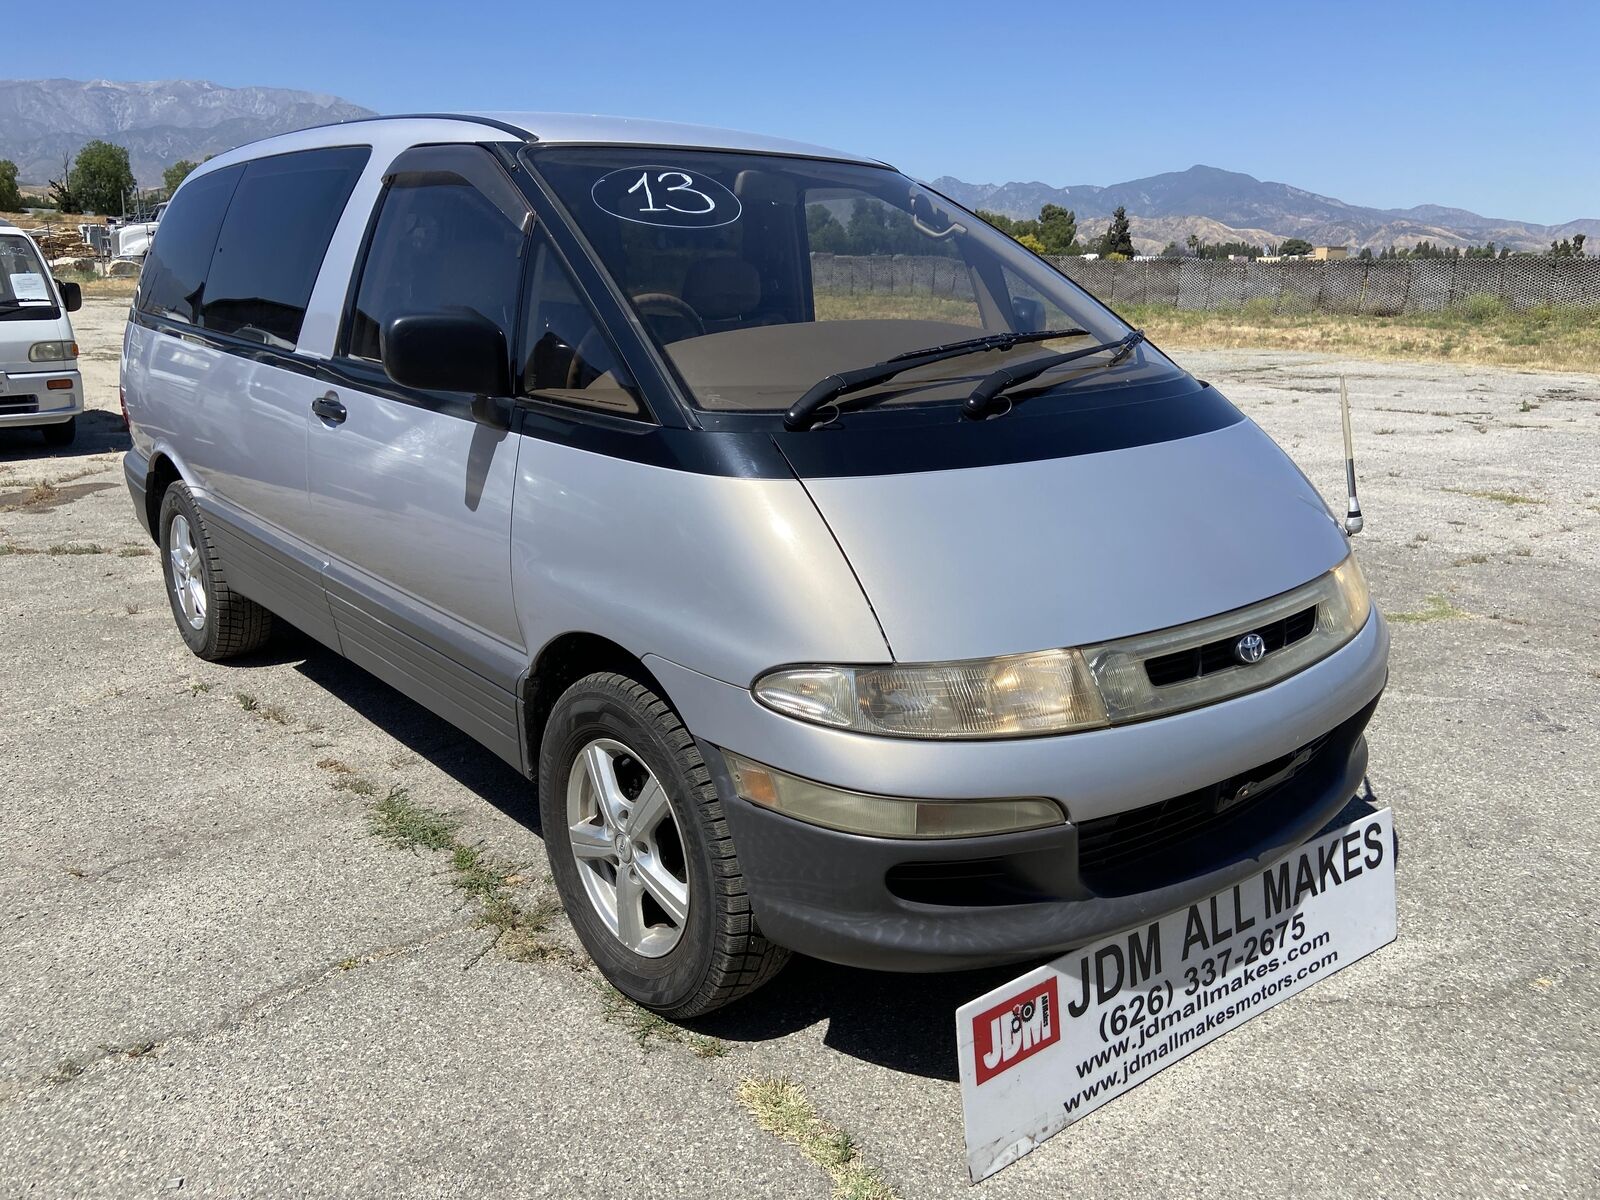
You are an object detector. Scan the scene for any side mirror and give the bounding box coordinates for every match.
[382,311,510,399]
[58,280,83,313]
[1012,296,1045,332]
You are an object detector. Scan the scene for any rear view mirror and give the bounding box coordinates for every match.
[382,312,510,398]
[58,280,83,313]
[1012,296,1046,332]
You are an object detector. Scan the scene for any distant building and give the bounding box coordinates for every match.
[1257,245,1349,263]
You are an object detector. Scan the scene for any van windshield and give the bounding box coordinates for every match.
[530,148,1174,416]
[0,233,56,316]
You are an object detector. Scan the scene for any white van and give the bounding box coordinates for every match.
[123,114,1388,1017]
[0,222,84,446]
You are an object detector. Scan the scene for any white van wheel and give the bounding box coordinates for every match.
[539,672,789,1017]
[41,417,76,447]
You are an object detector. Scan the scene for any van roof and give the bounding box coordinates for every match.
[191,112,887,180]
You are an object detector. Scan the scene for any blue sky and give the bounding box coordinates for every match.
[30,0,1600,223]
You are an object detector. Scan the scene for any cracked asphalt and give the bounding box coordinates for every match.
[1,301,1596,1197]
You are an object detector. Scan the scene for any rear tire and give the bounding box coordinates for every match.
[539,671,789,1017]
[41,417,76,447]
[158,482,272,660]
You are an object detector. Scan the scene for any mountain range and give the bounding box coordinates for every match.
[0,79,374,188]
[1,79,1591,254]
[932,166,1599,256]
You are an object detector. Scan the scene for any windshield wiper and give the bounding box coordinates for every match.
[783,327,1087,431]
[962,328,1146,419]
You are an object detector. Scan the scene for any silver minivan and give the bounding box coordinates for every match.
[122,114,1388,1016]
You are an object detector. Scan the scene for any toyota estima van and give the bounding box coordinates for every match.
[0,221,84,446]
[122,114,1388,1017]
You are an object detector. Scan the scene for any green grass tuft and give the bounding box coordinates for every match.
[598,983,727,1058]
[1389,594,1470,623]
[1443,486,1546,506]
[737,1076,897,1200]
[368,787,459,852]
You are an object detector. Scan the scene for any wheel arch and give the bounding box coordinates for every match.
[142,449,186,543]
[522,632,670,775]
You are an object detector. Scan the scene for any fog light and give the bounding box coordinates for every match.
[723,752,1063,839]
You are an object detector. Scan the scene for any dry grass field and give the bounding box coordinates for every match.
[1122,298,1600,374]
[812,290,1600,374]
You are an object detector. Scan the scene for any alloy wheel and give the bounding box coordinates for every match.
[565,738,690,958]
[168,514,207,631]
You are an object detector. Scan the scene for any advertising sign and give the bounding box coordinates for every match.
[957,809,1397,1182]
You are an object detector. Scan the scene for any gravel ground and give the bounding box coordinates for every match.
[1,300,1595,1197]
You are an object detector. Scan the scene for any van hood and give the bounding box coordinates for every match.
[798,418,1350,663]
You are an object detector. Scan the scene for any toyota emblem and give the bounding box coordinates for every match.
[1234,632,1268,664]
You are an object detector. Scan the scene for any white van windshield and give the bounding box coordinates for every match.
[531,149,1171,415]
[0,233,55,314]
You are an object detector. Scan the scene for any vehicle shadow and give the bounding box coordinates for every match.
[0,410,131,462]
[261,624,1390,1083]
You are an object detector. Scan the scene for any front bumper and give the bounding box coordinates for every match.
[0,369,83,427]
[652,608,1389,972]
[703,694,1379,972]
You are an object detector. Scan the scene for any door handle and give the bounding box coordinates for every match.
[311,392,347,424]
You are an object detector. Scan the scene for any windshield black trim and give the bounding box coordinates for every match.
[774,375,1244,479]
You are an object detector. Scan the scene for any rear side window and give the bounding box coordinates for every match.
[346,173,525,364]
[201,146,369,348]
[138,164,243,325]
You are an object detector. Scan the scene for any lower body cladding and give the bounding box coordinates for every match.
[654,612,1388,973]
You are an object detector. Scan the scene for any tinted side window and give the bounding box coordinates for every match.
[137,164,243,324]
[201,147,369,348]
[347,174,524,364]
[521,234,641,416]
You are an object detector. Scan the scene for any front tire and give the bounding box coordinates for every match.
[158,482,272,660]
[539,672,789,1017]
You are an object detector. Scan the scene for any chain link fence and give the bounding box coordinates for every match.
[809,253,1600,314]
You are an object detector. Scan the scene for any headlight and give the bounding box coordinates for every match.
[755,555,1374,738]
[754,648,1108,739]
[723,752,1064,838]
[29,341,78,362]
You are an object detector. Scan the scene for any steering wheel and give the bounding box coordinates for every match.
[630,292,704,341]
[567,293,704,390]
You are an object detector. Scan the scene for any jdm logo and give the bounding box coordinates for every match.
[972,978,1060,1085]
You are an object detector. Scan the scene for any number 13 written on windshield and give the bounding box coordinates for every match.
[625,171,716,215]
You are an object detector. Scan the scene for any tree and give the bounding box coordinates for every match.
[47,153,79,214]
[1015,232,1047,255]
[0,160,20,211]
[1098,206,1135,257]
[1279,237,1315,257]
[1036,204,1078,255]
[1357,247,1374,260]
[70,140,135,215]
[163,159,199,195]
[806,204,848,253]
[975,209,1018,236]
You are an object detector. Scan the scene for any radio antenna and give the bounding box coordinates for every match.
[1339,375,1363,535]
